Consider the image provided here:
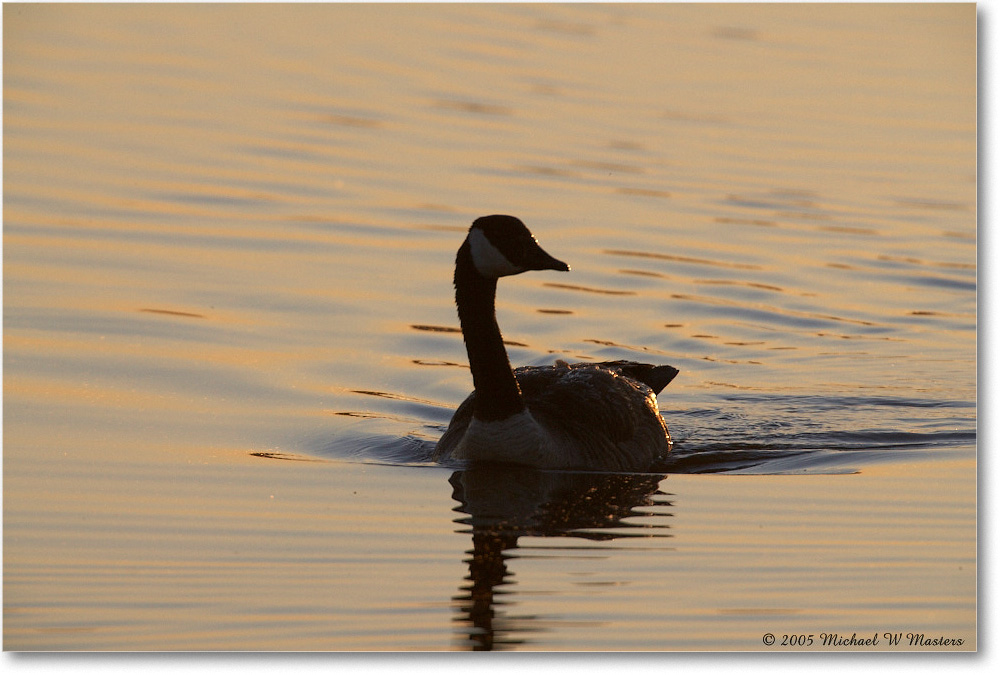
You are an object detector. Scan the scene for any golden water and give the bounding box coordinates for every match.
[3,3,976,650]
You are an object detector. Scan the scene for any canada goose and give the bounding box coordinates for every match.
[434,215,679,471]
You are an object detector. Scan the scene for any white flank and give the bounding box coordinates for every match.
[468,227,523,278]
[452,409,566,467]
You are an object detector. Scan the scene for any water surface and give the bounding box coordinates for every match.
[3,3,976,651]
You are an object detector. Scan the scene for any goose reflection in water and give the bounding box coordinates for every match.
[447,464,673,650]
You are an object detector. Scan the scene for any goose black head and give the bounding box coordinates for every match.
[466,215,570,279]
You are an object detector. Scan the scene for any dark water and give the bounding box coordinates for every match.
[315,388,975,475]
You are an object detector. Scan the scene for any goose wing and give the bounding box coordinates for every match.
[515,362,674,471]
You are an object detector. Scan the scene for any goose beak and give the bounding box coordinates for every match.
[526,243,570,272]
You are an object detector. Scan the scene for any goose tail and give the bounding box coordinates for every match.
[595,361,679,395]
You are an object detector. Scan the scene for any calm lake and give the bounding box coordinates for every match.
[3,3,977,651]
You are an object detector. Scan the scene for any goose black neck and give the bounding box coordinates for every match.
[454,240,526,422]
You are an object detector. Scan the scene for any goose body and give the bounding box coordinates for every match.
[433,215,678,472]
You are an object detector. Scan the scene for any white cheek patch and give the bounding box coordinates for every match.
[469,228,523,278]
